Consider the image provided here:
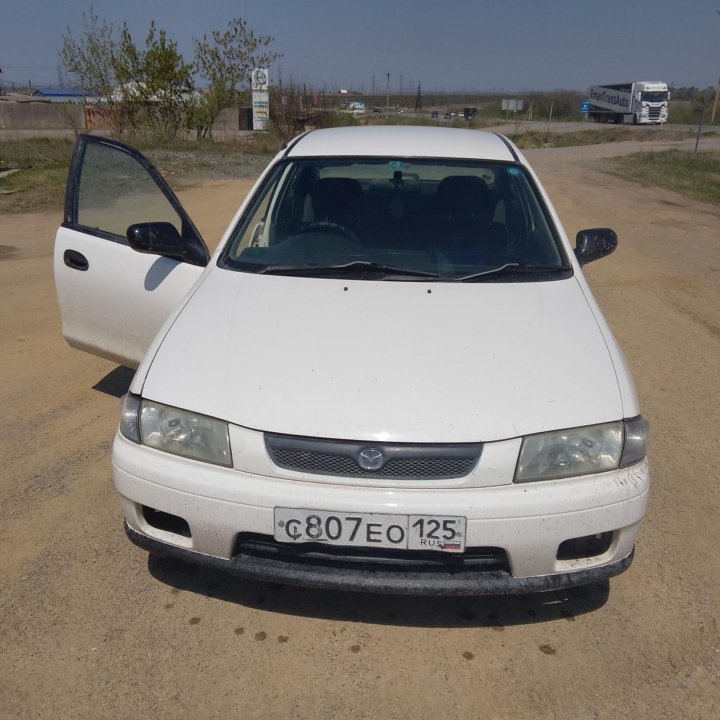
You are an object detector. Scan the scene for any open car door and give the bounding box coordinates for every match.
[54,135,210,368]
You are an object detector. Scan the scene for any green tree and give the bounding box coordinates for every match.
[61,11,195,138]
[114,22,195,138]
[192,18,281,137]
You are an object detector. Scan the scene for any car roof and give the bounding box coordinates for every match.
[285,125,517,162]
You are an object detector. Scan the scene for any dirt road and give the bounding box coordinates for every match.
[1,136,719,719]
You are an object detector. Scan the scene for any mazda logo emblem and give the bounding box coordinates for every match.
[357,447,384,471]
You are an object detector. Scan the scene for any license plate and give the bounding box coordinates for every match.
[274,508,466,553]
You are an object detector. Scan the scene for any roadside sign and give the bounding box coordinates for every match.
[580,101,590,113]
[252,91,269,131]
[252,67,270,130]
[252,68,269,91]
[502,99,523,112]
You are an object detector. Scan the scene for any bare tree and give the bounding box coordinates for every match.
[60,8,117,104]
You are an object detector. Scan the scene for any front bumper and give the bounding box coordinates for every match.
[113,434,650,595]
[126,522,634,595]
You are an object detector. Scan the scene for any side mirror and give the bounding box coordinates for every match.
[127,221,185,257]
[127,222,206,265]
[574,228,618,265]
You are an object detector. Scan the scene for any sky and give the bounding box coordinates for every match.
[1,0,719,93]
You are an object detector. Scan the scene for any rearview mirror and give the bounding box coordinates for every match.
[574,228,618,265]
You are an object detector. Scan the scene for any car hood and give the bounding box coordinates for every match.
[141,269,623,443]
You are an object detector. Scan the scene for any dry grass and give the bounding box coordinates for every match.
[0,136,276,213]
[0,138,74,212]
[607,149,720,204]
[507,127,694,149]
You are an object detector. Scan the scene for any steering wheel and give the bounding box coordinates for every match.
[298,221,360,244]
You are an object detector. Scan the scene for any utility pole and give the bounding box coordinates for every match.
[386,72,390,113]
[712,10,720,123]
[415,82,422,112]
[695,94,707,153]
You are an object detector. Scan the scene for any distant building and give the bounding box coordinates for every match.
[31,88,99,104]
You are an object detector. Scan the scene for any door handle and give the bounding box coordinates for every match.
[63,249,89,271]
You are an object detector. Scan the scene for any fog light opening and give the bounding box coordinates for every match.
[142,506,192,538]
[556,531,613,561]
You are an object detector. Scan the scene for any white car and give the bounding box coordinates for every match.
[54,126,650,595]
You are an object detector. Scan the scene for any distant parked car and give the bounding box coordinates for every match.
[431,110,439,118]
[54,126,649,596]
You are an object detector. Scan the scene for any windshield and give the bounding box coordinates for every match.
[642,92,668,103]
[219,157,569,281]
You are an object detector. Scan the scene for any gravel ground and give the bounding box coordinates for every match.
[145,149,275,184]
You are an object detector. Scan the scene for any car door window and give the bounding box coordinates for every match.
[55,135,209,367]
[76,141,183,239]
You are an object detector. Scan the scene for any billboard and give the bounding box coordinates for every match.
[501,99,524,111]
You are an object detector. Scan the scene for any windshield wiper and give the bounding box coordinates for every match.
[456,263,571,282]
[256,260,442,280]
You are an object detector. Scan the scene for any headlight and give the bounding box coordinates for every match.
[119,394,232,467]
[515,421,624,482]
[515,418,649,482]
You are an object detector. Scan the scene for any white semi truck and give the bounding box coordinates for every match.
[588,81,669,124]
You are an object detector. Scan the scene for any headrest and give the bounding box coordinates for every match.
[436,175,494,214]
[311,178,363,217]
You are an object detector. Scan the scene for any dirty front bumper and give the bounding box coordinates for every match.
[114,433,649,596]
[125,522,634,596]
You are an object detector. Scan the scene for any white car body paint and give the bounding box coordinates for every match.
[55,126,650,594]
[113,433,648,578]
[140,269,626,443]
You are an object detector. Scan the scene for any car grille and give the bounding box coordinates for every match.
[265,433,482,480]
[233,533,509,573]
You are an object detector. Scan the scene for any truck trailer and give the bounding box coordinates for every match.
[588,81,669,125]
